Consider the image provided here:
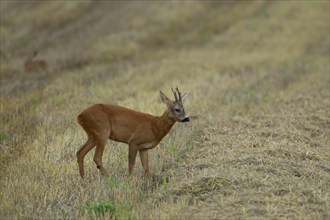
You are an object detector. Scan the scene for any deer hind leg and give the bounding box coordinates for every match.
[93,131,110,176]
[77,137,96,178]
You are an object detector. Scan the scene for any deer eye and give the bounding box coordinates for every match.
[174,108,181,113]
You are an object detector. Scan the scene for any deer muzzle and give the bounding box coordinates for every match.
[181,117,190,123]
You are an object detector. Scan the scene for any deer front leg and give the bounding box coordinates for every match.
[139,149,150,179]
[128,143,138,175]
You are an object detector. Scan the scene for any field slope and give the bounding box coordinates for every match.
[1,1,329,219]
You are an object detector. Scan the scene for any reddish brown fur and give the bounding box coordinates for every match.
[24,51,47,73]
[76,88,189,178]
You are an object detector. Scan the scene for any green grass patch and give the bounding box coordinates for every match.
[161,175,168,189]
[107,176,132,190]
[0,132,8,144]
[30,96,38,109]
[81,201,134,219]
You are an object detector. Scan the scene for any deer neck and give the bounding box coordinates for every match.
[155,110,176,141]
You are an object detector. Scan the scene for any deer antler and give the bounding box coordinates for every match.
[171,87,186,102]
[171,87,179,102]
[175,86,186,102]
[176,87,182,101]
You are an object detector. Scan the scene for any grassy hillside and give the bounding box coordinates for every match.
[0,1,329,219]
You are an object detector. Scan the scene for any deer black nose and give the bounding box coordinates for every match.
[181,117,190,122]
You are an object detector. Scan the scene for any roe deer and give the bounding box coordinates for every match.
[24,51,47,73]
[76,87,189,178]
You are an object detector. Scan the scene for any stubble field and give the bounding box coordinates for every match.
[0,1,329,219]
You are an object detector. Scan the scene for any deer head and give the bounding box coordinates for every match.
[160,87,190,123]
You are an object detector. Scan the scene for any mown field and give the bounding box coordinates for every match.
[0,1,329,219]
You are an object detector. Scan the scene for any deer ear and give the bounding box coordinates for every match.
[160,90,170,104]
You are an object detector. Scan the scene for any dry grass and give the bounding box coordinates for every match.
[0,1,329,219]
